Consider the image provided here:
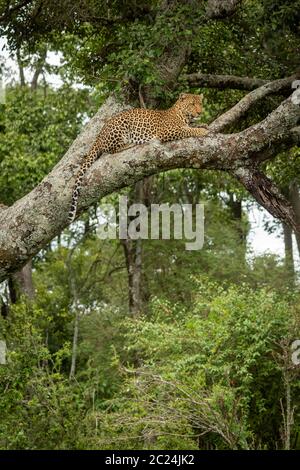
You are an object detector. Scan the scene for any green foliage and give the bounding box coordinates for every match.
[0,302,87,449]
[266,147,300,189]
[0,85,89,204]
[90,282,300,450]
[2,245,299,449]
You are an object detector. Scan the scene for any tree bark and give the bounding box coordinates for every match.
[289,180,300,256]
[184,73,270,91]
[210,74,300,133]
[184,72,300,93]
[131,181,144,316]
[69,308,79,379]
[31,47,47,91]
[0,86,300,282]
[7,260,35,306]
[120,181,145,316]
[67,247,81,379]
[233,168,300,234]
[227,194,246,245]
[11,260,35,300]
[16,48,25,87]
[0,299,9,319]
[0,204,35,303]
[282,223,295,279]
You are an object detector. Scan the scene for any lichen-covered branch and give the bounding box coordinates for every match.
[184,73,270,91]
[210,74,300,133]
[0,86,299,282]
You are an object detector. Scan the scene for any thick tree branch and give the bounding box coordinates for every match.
[252,126,300,164]
[184,73,269,91]
[233,168,300,233]
[210,74,300,132]
[0,87,299,282]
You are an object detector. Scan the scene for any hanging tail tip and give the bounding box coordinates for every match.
[68,203,77,224]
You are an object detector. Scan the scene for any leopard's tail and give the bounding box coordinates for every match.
[68,146,103,223]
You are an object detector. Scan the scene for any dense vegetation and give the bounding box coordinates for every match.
[0,0,299,450]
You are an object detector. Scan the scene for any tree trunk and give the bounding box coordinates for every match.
[11,259,35,300]
[16,48,25,87]
[121,237,143,317]
[2,262,34,318]
[282,222,295,279]
[228,194,247,246]
[0,298,9,319]
[69,308,79,379]
[31,48,47,91]
[67,247,81,379]
[7,259,34,305]
[289,180,300,256]
[120,181,145,316]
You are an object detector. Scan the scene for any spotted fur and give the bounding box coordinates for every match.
[68,93,208,222]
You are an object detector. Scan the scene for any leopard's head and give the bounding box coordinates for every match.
[175,93,204,122]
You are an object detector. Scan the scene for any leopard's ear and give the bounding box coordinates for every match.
[179,93,188,99]
[199,93,204,100]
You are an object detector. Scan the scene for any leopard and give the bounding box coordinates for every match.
[68,93,209,223]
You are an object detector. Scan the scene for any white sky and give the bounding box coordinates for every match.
[1,38,299,266]
[247,207,284,255]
